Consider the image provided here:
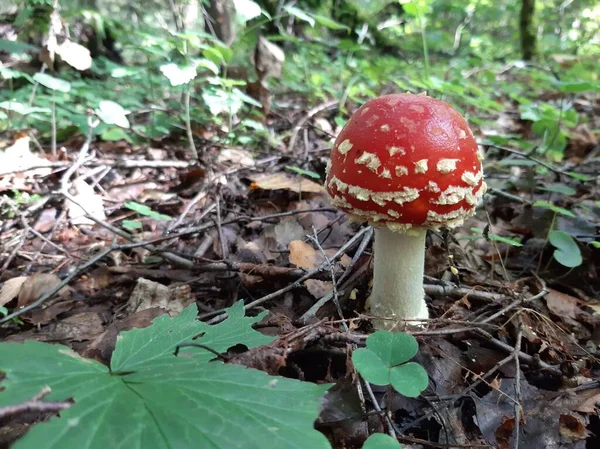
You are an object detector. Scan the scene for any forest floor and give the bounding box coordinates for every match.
[1,67,600,449]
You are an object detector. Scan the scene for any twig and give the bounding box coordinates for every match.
[482,142,574,178]
[204,227,370,323]
[298,226,373,324]
[287,100,339,153]
[513,316,524,449]
[0,159,192,177]
[476,286,549,325]
[0,244,116,324]
[0,387,71,420]
[184,85,198,159]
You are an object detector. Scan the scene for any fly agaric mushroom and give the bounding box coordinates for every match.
[325,93,486,330]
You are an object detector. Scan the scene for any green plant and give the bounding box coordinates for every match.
[0,302,331,449]
[533,201,583,268]
[124,201,172,220]
[352,331,429,398]
[363,433,403,448]
[549,230,582,268]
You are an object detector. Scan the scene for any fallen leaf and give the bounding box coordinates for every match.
[0,276,27,307]
[289,240,318,269]
[217,148,255,167]
[126,278,194,316]
[66,179,106,225]
[17,273,69,309]
[559,414,587,439]
[249,173,324,194]
[545,288,583,320]
[304,279,333,298]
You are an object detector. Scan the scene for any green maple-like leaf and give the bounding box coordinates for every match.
[0,302,332,449]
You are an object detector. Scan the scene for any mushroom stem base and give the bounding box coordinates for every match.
[370,226,428,330]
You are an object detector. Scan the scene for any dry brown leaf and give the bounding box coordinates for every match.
[126,278,193,316]
[217,148,255,167]
[304,279,333,298]
[559,414,587,439]
[0,276,27,307]
[289,240,318,269]
[249,173,324,194]
[17,273,69,309]
[545,289,583,320]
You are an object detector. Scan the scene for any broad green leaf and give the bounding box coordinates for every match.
[363,433,404,449]
[0,38,37,54]
[366,331,418,366]
[533,200,576,218]
[33,73,71,93]
[0,101,51,115]
[284,5,315,27]
[590,242,600,249]
[549,231,582,268]
[234,0,262,23]
[1,303,331,449]
[101,127,132,142]
[0,67,33,82]
[389,362,430,398]
[111,301,273,371]
[555,81,599,93]
[352,348,390,385]
[124,201,172,221]
[352,331,428,397]
[160,62,197,86]
[194,58,220,75]
[95,100,130,128]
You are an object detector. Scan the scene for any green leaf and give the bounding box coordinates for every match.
[365,331,418,366]
[352,331,428,398]
[0,38,38,54]
[33,73,71,93]
[122,219,142,231]
[533,200,576,218]
[389,362,430,398]
[549,231,582,268]
[0,306,8,317]
[101,127,132,143]
[124,201,172,221]
[352,348,390,386]
[285,165,321,179]
[363,433,404,449]
[284,5,315,27]
[590,241,600,249]
[538,183,576,196]
[311,14,350,31]
[233,0,262,23]
[470,228,522,247]
[0,101,51,115]
[555,81,599,93]
[95,100,130,128]
[160,62,197,86]
[1,303,331,449]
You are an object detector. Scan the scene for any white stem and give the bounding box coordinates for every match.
[370,227,428,330]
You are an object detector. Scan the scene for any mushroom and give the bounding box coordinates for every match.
[325,93,486,330]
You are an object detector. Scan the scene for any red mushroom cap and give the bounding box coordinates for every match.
[325,93,486,232]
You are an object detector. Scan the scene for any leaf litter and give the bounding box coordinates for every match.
[1,65,599,449]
